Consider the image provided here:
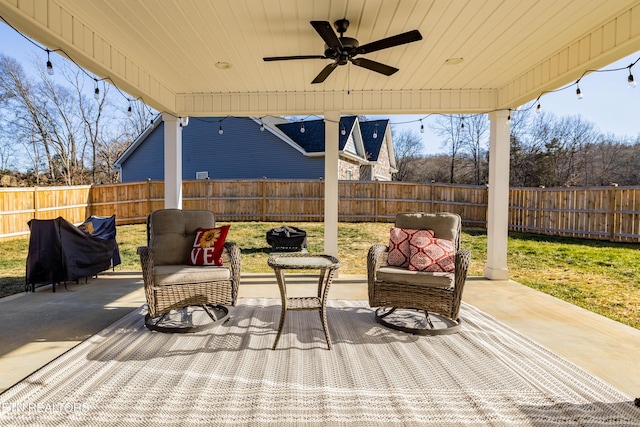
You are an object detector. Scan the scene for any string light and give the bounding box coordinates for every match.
[575,84,583,100]
[260,121,265,131]
[300,122,305,133]
[46,49,54,75]
[628,68,636,88]
[373,124,378,139]
[506,110,511,126]
[218,122,224,135]
[94,79,100,100]
[340,122,346,135]
[536,103,541,114]
[127,100,132,116]
[420,119,424,133]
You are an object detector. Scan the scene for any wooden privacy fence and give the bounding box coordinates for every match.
[2,180,640,243]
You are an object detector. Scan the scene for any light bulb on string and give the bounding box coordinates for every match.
[46,49,54,75]
[536,103,541,114]
[628,69,636,88]
[300,122,305,133]
[576,85,583,100]
[127,100,132,117]
[373,124,378,139]
[218,122,224,135]
[340,122,346,136]
[260,121,265,131]
[94,79,100,100]
[420,120,424,133]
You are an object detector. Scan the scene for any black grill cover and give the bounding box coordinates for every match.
[26,215,121,289]
[266,226,307,252]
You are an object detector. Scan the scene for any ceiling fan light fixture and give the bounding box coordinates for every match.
[444,57,464,66]
[215,62,232,70]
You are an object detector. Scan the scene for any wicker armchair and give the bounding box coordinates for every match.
[138,209,240,332]
[368,212,470,335]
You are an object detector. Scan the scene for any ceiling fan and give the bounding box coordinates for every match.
[263,19,422,84]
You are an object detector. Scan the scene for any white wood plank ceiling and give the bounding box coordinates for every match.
[1,0,640,116]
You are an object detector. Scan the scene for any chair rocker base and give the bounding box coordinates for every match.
[374,307,462,336]
[145,304,230,333]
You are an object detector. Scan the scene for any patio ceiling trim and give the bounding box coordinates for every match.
[176,89,498,117]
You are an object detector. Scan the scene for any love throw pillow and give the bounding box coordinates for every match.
[388,227,434,268]
[188,225,230,266]
[408,234,455,272]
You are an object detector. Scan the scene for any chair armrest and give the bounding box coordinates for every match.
[367,243,388,284]
[222,241,241,301]
[451,249,471,319]
[137,246,157,313]
[137,246,153,278]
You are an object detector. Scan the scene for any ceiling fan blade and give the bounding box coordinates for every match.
[311,62,339,84]
[310,21,343,50]
[356,30,423,54]
[351,58,398,76]
[263,55,327,61]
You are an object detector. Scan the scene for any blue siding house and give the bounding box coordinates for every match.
[115,116,396,182]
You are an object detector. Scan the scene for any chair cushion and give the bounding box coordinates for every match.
[388,227,433,268]
[149,209,216,266]
[188,225,230,266]
[395,212,460,244]
[377,266,454,289]
[408,235,455,272]
[153,265,231,286]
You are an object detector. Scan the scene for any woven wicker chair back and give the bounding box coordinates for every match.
[148,209,216,266]
[395,212,461,250]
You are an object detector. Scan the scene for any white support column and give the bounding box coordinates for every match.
[323,111,340,258]
[162,114,185,209]
[485,110,510,280]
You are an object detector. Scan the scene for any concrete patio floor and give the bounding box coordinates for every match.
[1,271,638,400]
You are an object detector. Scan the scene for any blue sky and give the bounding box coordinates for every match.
[1,21,639,155]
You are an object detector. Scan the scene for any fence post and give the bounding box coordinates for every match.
[146,178,152,215]
[33,186,39,219]
[536,186,545,234]
[374,180,379,222]
[206,177,211,212]
[609,183,618,241]
[430,180,436,212]
[261,177,267,222]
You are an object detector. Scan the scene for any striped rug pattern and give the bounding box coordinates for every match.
[1,298,638,426]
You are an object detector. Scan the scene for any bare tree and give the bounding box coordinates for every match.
[0,52,154,185]
[461,114,489,184]
[391,129,423,181]
[431,115,465,183]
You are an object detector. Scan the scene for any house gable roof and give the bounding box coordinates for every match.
[276,116,358,154]
[359,119,389,162]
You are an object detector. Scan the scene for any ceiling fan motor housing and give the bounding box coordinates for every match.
[324,37,359,60]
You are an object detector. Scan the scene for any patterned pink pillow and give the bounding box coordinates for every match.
[388,227,434,267]
[408,233,455,272]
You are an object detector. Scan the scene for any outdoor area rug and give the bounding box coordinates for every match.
[1,298,638,426]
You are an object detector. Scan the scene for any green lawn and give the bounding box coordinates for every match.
[2,222,639,329]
